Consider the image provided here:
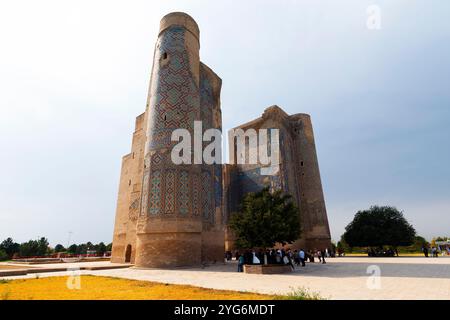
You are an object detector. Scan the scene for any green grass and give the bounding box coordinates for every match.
[276,287,324,300]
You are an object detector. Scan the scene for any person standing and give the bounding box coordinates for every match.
[309,250,315,263]
[321,249,326,264]
[293,250,299,266]
[237,254,245,272]
[299,249,306,267]
[283,253,295,271]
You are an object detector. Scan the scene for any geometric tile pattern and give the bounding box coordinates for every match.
[148,26,199,150]
[192,172,200,215]
[142,26,220,222]
[178,170,189,215]
[201,170,212,220]
[149,170,162,215]
[214,164,222,208]
[164,170,175,214]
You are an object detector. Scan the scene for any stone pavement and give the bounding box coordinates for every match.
[3,257,450,300]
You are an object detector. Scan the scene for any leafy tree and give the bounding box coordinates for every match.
[0,238,20,258]
[19,240,39,257]
[54,244,66,252]
[18,238,49,257]
[76,243,87,254]
[96,242,107,255]
[68,244,78,254]
[337,235,351,253]
[106,243,112,252]
[343,206,416,249]
[413,236,429,249]
[229,187,300,249]
[0,249,9,261]
[37,237,50,256]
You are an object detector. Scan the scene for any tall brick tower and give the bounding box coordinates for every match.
[111,12,224,268]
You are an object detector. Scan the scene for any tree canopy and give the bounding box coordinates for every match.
[229,186,301,249]
[343,205,416,248]
[0,237,20,258]
[19,237,49,257]
[0,237,113,259]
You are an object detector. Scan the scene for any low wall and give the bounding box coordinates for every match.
[243,264,293,274]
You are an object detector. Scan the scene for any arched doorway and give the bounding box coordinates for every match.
[125,244,132,263]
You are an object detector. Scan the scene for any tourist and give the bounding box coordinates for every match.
[309,250,315,263]
[256,249,264,264]
[293,250,300,266]
[321,249,326,264]
[317,250,322,262]
[276,250,282,264]
[422,246,429,257]
[225,251,232,261]
[234,250,240,260]
[283,253,295,270]
[299,249,306,267]
[252,250,261,264]
[244,250,253,264]
[237,254,245,272]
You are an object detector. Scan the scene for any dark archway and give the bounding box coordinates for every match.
[125,244,132,263]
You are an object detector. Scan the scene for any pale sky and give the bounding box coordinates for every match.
[0,0,449,246]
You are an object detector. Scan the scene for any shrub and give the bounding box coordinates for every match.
[277,287,324,300]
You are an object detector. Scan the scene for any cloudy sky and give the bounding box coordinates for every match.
[0,0,449,246]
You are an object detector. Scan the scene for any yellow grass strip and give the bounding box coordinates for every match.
[0,275,275,300]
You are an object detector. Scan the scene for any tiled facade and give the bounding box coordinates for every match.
[111,12,331,268]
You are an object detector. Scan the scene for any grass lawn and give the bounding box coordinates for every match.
[0,275,284,300]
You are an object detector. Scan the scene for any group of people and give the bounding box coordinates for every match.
[367,247,398,257]
[422,246,449,257]
[226,248,332,272]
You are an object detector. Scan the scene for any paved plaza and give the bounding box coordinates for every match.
[2,257,450,300]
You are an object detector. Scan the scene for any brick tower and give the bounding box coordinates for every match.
[111,12,224,267]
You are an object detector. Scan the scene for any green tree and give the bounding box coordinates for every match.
[19,240,40,257]
[337,235,351,253]
[413,236,429,249]
[0,238,20,258]
[229,187,300,249]
[106,243,112,252]
[343,206,416,249]
[96,242,107,255]
[68,244,78,254]
[76,243,87,254]
[36,237,49,256]
[0,249,9,261]
[54,244,66,252]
